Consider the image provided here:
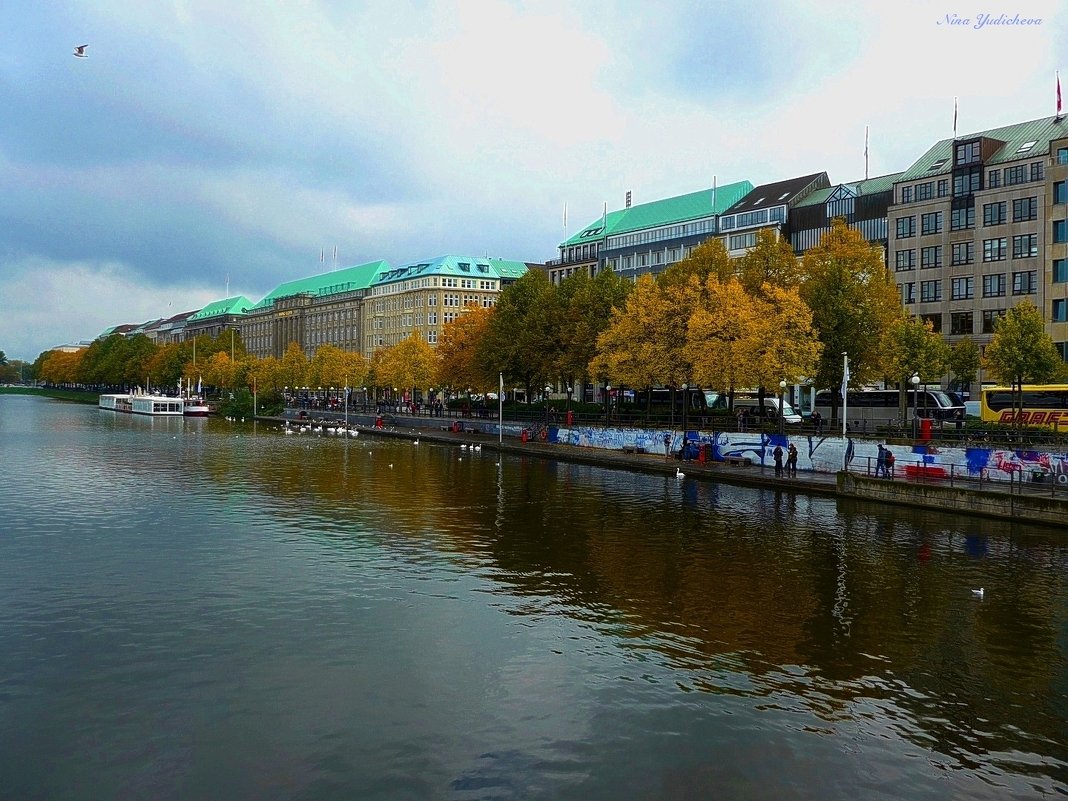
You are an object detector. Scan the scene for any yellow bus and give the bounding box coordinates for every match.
[979,384,1068,428]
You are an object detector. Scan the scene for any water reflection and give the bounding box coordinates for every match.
[2,396,1066,799]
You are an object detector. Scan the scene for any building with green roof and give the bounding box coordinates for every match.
[548,181,753,284]
[789,172,903,256]
[364,255,531,356]
[887,114,1068,372]
[240,261,390,359]
[185,296,254,341]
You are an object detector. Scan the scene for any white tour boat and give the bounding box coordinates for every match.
[99,393,185,416]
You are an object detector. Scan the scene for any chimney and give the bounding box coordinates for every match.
[625,191,632,209]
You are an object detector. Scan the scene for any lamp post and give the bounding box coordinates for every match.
[779,379,787,435]
[911,373,920,439]
[545,384,553,425]
[606,385,612,423]
[681,383,689,437]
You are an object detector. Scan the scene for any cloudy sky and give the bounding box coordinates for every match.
[1,1,1065,360]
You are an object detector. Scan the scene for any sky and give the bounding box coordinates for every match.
[1,0,1066,361]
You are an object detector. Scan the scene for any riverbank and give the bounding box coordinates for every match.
[262,410,1068,529]
[0,386,98,403]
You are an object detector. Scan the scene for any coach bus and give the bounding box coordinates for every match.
[813,388,964,425]
[979,384,1068,428]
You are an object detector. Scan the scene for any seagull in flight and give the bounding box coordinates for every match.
[73,44,88,58]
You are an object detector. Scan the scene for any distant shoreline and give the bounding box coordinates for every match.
[0,386,97,404]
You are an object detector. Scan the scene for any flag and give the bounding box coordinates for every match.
[953,96,958,138]
[840,357,850,397]
[197,376,202,395]
[320,248,324,263]
[1058,71,1062,115]
[563,202,567,230]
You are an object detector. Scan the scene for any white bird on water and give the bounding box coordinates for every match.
[972,587,984,599]
[73,44,88,58]
[676,467,685,479]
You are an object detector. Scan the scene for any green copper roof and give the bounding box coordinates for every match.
[370,255,530,286]
[189,296,254,320]
[559,180,754,248]
[899,115,1068,181]
[794,172,904,208]
[250,261,391,310]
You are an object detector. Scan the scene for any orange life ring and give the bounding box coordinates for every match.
[539,428,548,441]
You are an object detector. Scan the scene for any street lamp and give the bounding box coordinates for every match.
[911,373,920,438]
[779,379,787,435]
[606,385,612,423]
[545,384,553,425]
[681,383,689,438]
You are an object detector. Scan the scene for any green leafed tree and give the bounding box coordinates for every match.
[800,218,904,414]
[947,337,981,395]
[983,300,1063,427]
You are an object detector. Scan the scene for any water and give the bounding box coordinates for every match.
[1,395,1066,800]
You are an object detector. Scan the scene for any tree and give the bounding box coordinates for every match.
[659,238,734,287]
[750,283,823,389]
[686,277,765,396]
[984,300,1063,427]
[885,315,950,418]
[478,270,554,399]
[738,229,802,294]
[800,218,903,413]
[378,334,438,398]
[437,304,495,392]
[947,337,981,394]
[555,269,631,399]
[279,342,308,391]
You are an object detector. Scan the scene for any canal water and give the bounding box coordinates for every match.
[1,395,1066,800]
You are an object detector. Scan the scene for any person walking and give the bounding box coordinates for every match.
[884,448,895,479]
[786,443,798,477]
[811,410,823,434]
[663,431,673,460]
[875,444,887,477]
[773,443,784,477]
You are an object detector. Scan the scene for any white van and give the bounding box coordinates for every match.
[733,396,803,425]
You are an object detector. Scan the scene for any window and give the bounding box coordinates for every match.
[916,182,934,201]
[1004,165,1027,185]
[953,168,980,196]
[921,246,942,269]
[921,212,943,235]
[1055,220,1067,243]
[896,216,916,238]
[1054,299,1068,322]
[951,241,974,265]
[1055,182,1068,205]
[920,280,942,302]
[1013,197,1038,222]
[1012,234,1038,259]
[1012,270,1037,295]
[729,232,758,250]
[900,282,916,304]
[983,202,1006,226]
[1059,147,1068,165]
[1055,259,1068,283]
[951,311,974,335]
[983,273,1006,297]
[895,249,916,270]
[983,238,1007,262]
[951,276,974,300]
[768,206,785,223]
[956,141,980,165]
[937,179,949,197]
[982,309,1004,333]
[901,186,914,203]
[951,206,975,230]
[987,169,1001,188]
[1031,161,1045,181]
[922,313,943,332]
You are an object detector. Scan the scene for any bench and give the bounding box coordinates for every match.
[622,446,646,454]
[724,456,752,466]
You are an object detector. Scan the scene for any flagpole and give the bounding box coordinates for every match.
[953,96,958,139]
[499,372,504,445]
[864,126,869,180]
[841,352,849,438]
[1058,70,1063,119]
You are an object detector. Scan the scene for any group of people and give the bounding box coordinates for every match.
[875,444,896,478]
[772,442,799,477]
